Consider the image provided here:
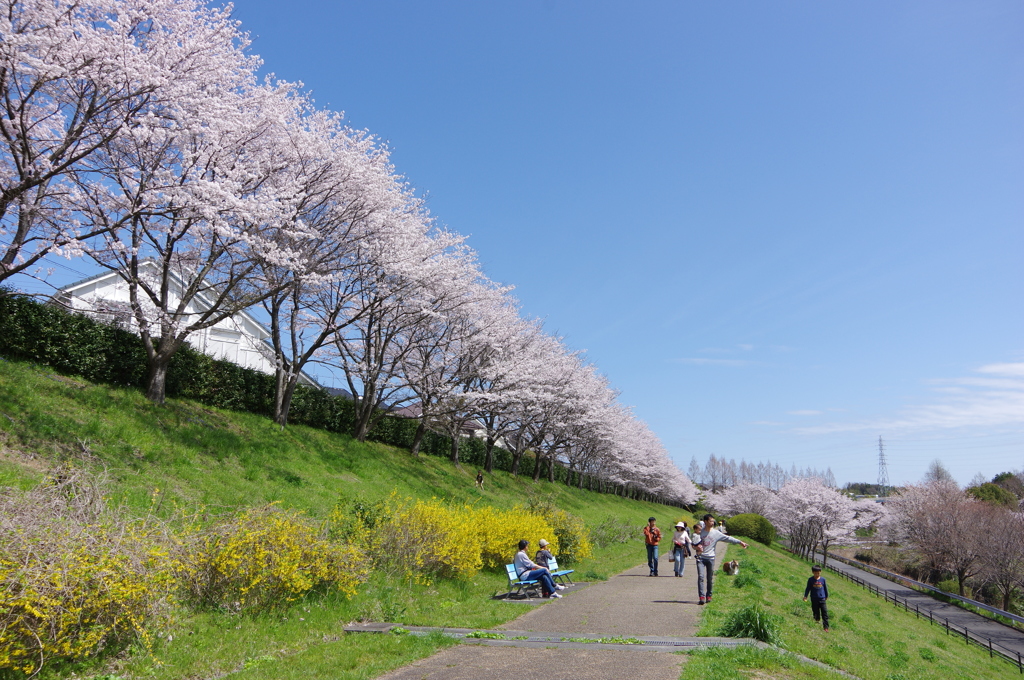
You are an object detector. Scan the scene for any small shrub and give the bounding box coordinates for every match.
[524,496,593,564]
[0,474,174,675]
[590,516,636,548]
[854,550,873,564]
[718,602,784,646]
[725,513,776,546]
[733,572,762,589]
[177,505,367,613]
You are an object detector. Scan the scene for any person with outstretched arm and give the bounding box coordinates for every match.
[695,514,748,605]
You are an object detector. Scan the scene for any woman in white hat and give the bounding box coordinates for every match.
[671,522,693,577]
[535,538,554,570]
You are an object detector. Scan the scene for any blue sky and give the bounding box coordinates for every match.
[16,1,1023,486]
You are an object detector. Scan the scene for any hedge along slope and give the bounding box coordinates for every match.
[0,293,532,474]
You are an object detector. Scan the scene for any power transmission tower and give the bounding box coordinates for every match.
[877,436,890,497]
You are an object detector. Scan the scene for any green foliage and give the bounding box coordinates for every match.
[525,496,593,564]
[718,602,784,646]
[687,645,845,680]
[966,482,1018,507]
[734,571,762,589]
[0,294,553,479]
[590,515,637,547]
[726,513,776,545]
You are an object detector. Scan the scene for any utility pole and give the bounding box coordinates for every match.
[877,436,890,497]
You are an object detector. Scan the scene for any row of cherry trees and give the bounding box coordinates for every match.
[0,0,697,504]
[709,473,1024,611]
[707,479,884,565]
[883,480,1024,609]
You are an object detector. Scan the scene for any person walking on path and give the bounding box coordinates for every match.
[643,517,662,576]
[695,514,748,604]
[671,521,692,577]
[514,539,563,598]
[803,564,830,630]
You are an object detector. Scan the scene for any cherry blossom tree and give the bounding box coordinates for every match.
[79,74,307,403]
[1,0,257,283]
[255,110,423,425]
[977,506,1024,610]
[707,482,772,517]
[883,480,982,593]
[766,477,870,565]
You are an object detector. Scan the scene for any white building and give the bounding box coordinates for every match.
[53,263,316,386]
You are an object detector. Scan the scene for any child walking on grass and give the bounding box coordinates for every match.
[803,564,830,631]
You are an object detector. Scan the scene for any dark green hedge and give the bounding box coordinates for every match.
[0,291,538,475]
[724,513,776,546]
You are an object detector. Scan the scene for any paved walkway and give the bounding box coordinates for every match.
[377,547,730,680]
[815,552,1024,662]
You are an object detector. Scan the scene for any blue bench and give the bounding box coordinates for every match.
[547,557,574,586]
[505,564,541,598]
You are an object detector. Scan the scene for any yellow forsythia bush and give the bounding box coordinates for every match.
[545,508,594,564]
[329,493,480,580]
[330,493,558,576]
[176,505,368,613]
[471,505,558,570]
[0,513,173,676]
[526,496,594,564]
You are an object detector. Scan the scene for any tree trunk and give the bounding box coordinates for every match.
[410,419,427,456]
[548,456,555,483]
[532,452,542,482]
[143,336,183,404]
[484,437,495,473]
[449,431,460,465]
[511,449,524,476]
[145,358,171,404]
[273,371,299,427]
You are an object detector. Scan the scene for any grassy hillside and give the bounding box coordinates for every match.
[697,542,1014,680]
[6,357,1007,680]
[0,357,689,680]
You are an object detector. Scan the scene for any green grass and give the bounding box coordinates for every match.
[697,542,1015,680]
[0,357,691,680]
[684,645,848,680]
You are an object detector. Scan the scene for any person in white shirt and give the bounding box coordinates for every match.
[695,514,747,605]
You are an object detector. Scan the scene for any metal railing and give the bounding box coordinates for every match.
[820,557,1024,674]
[824,551,1024,626]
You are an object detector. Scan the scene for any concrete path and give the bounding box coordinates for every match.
[377,547,732,680]
[815,553,1024,663]
[495,549,707,637]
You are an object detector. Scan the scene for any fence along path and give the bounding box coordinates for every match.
[814,551,1024,673]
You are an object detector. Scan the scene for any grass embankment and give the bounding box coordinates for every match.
[0,358,682,680]
[697,542,1013,680]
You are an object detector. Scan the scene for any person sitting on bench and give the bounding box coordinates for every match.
[514,539,563,598]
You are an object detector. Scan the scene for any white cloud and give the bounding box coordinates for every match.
[674,357,751,367]
[788,410,822,416]
[795,362,1024,435]
[978,362,1024,377]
